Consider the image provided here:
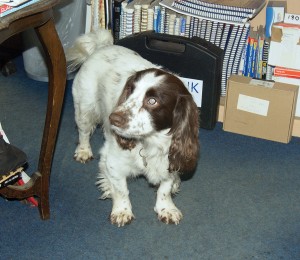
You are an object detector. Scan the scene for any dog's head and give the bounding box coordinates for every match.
[109,68,199,172]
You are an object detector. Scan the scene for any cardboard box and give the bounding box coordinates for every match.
[268,22,300,70]
[223,75,298,143]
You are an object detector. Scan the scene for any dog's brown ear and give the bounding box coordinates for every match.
[168,95,199,173]
[113,73,137,150]
[117,73,137,105]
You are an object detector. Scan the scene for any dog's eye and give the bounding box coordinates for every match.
[147,98,157,105]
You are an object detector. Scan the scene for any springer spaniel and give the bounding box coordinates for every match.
[66,29,199,227]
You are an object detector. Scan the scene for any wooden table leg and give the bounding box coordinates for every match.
[0,4,66,221]
[0,16,66,219]
[34,17,66,219]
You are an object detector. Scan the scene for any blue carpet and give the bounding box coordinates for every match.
[0,56,299,259]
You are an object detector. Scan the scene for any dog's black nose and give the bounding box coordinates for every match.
[109,112,127,127]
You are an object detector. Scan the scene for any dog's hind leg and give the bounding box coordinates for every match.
[73,101,99,163]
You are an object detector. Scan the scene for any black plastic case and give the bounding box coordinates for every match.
[116,32,223,129]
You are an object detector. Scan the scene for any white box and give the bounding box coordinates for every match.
[268,22,300,70]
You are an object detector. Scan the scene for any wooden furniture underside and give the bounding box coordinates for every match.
[0,0,66,220]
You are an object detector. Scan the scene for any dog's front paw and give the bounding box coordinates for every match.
[110,210,135,227]
[74,145,93,163]
[154,206,183,225]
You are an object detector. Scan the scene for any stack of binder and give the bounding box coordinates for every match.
[169,0,265,24]
[160,0,267,96]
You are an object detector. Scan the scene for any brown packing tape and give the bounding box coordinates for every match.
[271,26,283,42]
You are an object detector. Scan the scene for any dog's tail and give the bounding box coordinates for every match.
[66,29,113,72]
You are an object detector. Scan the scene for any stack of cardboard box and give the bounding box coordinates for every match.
[223,1,300,143]
[268,22,300,118]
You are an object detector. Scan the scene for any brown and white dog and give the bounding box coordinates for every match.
[66,29,199,227]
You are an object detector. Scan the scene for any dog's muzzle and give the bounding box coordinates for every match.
[109,111,129,128]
